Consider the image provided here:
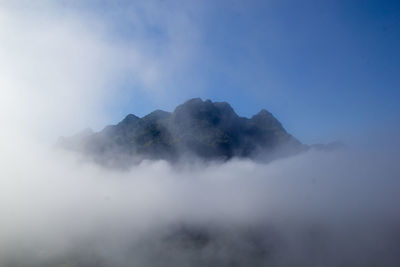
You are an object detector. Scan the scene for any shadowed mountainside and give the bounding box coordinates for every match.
[59,98,306,166]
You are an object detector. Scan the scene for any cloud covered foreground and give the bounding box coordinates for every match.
[1,143,400,266]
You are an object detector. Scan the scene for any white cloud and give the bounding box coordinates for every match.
[0,1,204,143]
[0,145,399,266]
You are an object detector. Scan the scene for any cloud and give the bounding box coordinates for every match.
[1,141,400,266]
[0,3,121,140]
[0,1,204,142]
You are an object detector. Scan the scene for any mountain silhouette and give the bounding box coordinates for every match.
[59,98,306,167]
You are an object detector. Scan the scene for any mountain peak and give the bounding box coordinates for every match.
[142,109,171,121]
[60,98,304,167]
[120,114,140,125]
[251,109,283,130]
[256,109,272,116]
[184,97,203,104]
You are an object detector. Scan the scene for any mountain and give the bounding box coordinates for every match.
[59,98,306,167]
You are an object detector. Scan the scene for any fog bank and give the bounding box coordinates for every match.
[1,141,399,266]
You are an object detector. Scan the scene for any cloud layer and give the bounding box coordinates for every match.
[1,141,400,266]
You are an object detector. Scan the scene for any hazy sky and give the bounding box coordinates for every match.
[1,0,399,144]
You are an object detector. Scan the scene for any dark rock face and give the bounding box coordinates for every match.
[59,98,305,166]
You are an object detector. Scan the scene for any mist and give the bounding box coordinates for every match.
[1,138,400,266]
[1,1,400,267]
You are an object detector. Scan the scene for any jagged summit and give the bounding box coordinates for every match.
[251,109,284,130]
[118,114,140,126]
[254,109,273,117]
[59,98,305,167]
[143,109,171,120]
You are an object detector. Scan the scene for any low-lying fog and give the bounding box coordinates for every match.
[1,138,399,266]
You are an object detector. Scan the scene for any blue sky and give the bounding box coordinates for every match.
[8,0,399,144]
[96,0,399,144]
